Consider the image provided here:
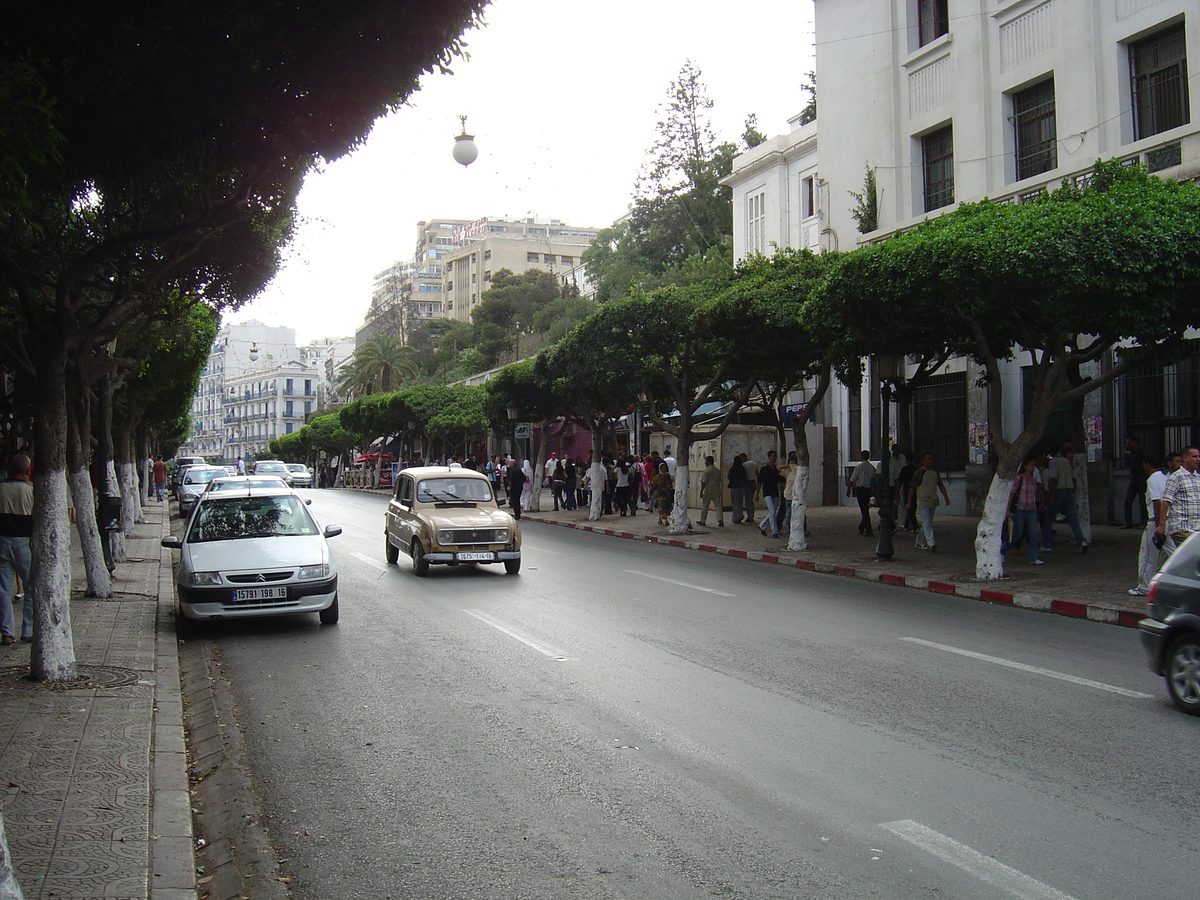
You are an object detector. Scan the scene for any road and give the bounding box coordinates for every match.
[191,488,1199,900]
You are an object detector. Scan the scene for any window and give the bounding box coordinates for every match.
[284,378,293,395]
[918,0,948,47]
[544,254,556,265]
[484,249,492,260]
[747,190,767,254]
[561,256,574,265]
[285,400,294,418]
[1012,79,1057,180]
[1130,23,1190,140]
[304,401,312,416]
[527,252,540,263]
[922,125,954,212]
[801,176,816,218]
[484,270,491,281]
[911,372,967,470]
[304,379,312,395]
[1122,340,1200,461]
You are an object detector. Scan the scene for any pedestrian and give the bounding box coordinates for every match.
[0,452,35,644]
[741,454,758,524]
[907,452,950,552]
[649,461,674,526]
[727,454,748,523]
[848,449,876,538]
[756,450,782,538]
[625,455,641,516]
[520,458,534,510]
[152,456,168,501]
[662,448,677,476]
[1155,445,1200,559]
[563,456,578,510]
[1131,455,1167,595]
[1122,436,1148,529]
[236,456,245,475]
[896,452,918,531]
[1042,441,1088,554]
[550,458,566,511]
[777,451,798,537]
[1002,457,1045,565]
[613,457,632,516]
[504,457,525,520]
[698,455,724,527]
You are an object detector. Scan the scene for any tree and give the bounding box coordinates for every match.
[353,335,419,394]
[0,0,486,681]
[849,164,878,234]
[798,71,817,126]
[817,162,1200,580]
[582,222,655,304]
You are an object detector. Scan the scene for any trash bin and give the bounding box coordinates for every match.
[98,496,123,532]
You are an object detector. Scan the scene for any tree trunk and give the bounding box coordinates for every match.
[66,399,112,598]
[30,340,78,682]
[588,430,605,521]
[107,461,127,562]
[0,809,24,900]
[788,423,813,552]
[528,432,547,513]
[667,435,693,534]
[974,470,1016,581]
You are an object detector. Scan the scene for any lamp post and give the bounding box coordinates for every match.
[506,401,520,462]
[875,352,903,560]
[452,115,478,167]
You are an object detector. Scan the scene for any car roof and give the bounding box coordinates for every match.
[207,475,287,487]
[401,465,490,481]
[286,463,307,469]
[197,484,298,501]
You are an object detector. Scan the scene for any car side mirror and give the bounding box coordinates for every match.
[324,524,342,539]
[161,535,182,550]
[305,499,312,505]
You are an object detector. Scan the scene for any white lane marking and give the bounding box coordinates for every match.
[881,820,1078,900]
[464,610,573,660]
[624,569,736,597]
[902,637,1153,699]
[351,552,389,572]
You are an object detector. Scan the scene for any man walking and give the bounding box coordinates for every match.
[907,452,950,552]
[0,453,35,643]
[1156,445,1200,557]
[1042,441,1088,554]
[756,450,783,538]
[1123,436,1148,529]
[727,454,748,524]
[152,456,167,501]
[698,456,724,527]
[1131,455,1167,595]
[848,450,876,538]
[504,457,526,520]
[741,455,758,524]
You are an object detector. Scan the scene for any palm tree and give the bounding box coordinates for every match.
[354,335,419,394]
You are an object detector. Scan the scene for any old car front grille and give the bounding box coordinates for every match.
[444,529,505,545]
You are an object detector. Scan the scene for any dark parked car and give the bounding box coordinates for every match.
[1139,531,1200,714]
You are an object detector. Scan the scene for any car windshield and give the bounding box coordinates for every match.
[207,477,287,492]
[255,463,287,474]
[187,495,319,542]
[416,477,494,503]
[185,468,223,484]
[287,465,307,474]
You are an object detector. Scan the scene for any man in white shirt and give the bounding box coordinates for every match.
[662,450,676,476]
[1131,455,1168,596]
[848,450,876,537]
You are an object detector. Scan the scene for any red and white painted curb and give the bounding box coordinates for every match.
[528,515,1145,629]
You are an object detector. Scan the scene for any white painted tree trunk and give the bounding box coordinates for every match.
[528,440,547,513]
[119,461,144,527]
[107,461,126,562]
[31,467,77,682]
[974,474,1014,581]
[0,810,24,899]
[69,469,112,599]
[787,466,810,552]
[667,464,692,534]
[585,462,603,521]
[1073,452,1093,544]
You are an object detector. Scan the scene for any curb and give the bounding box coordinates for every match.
[526,514,1146,630]
[151,507,199,900]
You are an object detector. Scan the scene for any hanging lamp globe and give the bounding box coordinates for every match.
[452,115,478,167]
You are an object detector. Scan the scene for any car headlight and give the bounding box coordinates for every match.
[298,564,330,580]
[189,571,222,586]
[495,529,510,543]
[438,530,453,544]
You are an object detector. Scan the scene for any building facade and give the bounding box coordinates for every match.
[724,0,1198,514]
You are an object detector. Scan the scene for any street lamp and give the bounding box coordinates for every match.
[452,115,478,167]
[875,352,904,560]
[506,401,520,461]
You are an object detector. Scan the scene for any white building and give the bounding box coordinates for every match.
[724,0,1198,513]
[223,361,319,463]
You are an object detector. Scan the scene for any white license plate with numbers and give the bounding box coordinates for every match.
[233,586,288,601]
[456,552,495,562]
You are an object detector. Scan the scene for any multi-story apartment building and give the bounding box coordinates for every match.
[181,321,298,461]
[356,219,470,346]
[440,217,600,323]
[223,362,318,463]
[724,0,1197,514]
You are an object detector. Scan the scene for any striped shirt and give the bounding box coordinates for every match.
[1163,468,1200,535]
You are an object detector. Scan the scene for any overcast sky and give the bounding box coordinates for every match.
[235,0,817,344]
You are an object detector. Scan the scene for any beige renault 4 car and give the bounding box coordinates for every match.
[384,466,521,576]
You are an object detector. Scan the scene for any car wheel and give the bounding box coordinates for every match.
[319,595,339,625]
[412,540,429,577]
[1166,632,1200,715]
[385,534,399,564]
[504,558,521,575]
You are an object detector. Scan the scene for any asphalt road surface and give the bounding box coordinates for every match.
[192,488,1198,900]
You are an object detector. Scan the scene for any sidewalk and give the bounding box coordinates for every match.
[0,501,194,900]
[519,496,1149,628]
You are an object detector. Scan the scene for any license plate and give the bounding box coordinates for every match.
[233,586,288,601]
[456,552,495,562]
